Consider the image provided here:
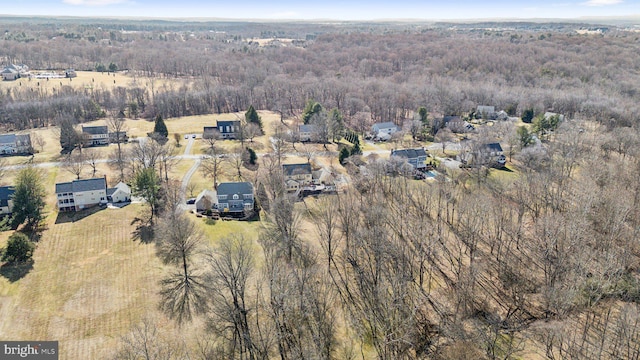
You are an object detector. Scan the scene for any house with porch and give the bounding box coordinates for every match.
[0,186,15,216]
[214,182,254,216]
[391,148,428,170]
[82,125,109,146]
[1,64,29,81]
[0,133,32,155]
[56,177,107,212]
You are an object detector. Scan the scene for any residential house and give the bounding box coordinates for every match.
[460,142,506,167]
[1,64,29,81]
[299,124,317,142]
[476,105,496,119]
[0,186,15,216]
[283,163,313,192]
[56,177,107,212]
[214,182,254,215]
[106,182,131,203]
[195,189,217,212]
[371,122,399,140]
[0,133,32,155]
[216,120,241,139]
[82,125,109,146]
[65,69,77,78]
[391,148,428,170]
[444,116,474,133]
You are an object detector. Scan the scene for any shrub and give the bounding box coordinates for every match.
[2,232,35,263]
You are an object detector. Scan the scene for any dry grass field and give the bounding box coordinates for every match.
[0,204,167,359]
[0,71,180,97]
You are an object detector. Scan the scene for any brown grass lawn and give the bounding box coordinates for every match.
[0,204,166,359]
[0,71,181,97]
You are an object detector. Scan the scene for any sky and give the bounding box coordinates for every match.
[3,0,639,20]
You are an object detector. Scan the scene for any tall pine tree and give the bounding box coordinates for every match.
[245,105,263,132]
[154,115,169,138]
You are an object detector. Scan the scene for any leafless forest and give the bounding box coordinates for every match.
[3,17,640,359]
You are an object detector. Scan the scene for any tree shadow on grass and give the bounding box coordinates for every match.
[0,260,33,282]
[496,166,514,173]
[55,206,104,224]
[131,217,154,244]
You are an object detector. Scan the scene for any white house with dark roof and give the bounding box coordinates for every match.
[56,177,107,212]
[214,182,254,215]
[0,133,32,155]
[391,148,428,170]
[0,186,15,216]
[82,125,109,146]
[371,122,399,140]
[1,64,29,81]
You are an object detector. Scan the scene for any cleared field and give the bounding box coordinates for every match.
[0,204,166,359]
[0,71,180,97]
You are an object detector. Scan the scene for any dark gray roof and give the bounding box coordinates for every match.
[443,115,462,123]
[0,134,16,144]
[283,163,312,176]
[391,148,428,159]
[372,122,398,130]
[203,126,218,131]
[106,188,117,196]
[56,178,106,194]
[485,143,503,152]
[0,186,15,208]
[299,124,316,133]
[216,120,240,127]
[217,182,254,197]
[82,126,108,135]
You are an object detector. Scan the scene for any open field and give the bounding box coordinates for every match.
[0,204,166,359]
[0,71,182,97]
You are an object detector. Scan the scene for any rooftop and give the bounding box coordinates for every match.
[391,148,428,159]
[283,163,312,176]
[56,178,107,194]
[82,125,108,135]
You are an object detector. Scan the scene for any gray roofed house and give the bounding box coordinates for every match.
[55,177,108,212]
[282,163,312,177]
[0,133,32,155]
[0,186,15,215]
[391,148,428,170]
[215,182,255,216]
[82,125,109,146]
[476,105,496,119]
[196,189,217,212]
[299,124,317,142]
[106,182,131,203]
[216,120,241,139]
[203,126,221,139]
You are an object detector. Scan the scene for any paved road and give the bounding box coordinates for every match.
[180,157,201,202]
[183,136,195,156]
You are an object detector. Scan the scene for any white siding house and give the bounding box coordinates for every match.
[56,178,107,212]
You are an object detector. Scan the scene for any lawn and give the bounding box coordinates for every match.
[0,204,166,359]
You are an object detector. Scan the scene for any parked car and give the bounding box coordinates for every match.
[186,198,196,204]
[192,134,196,138]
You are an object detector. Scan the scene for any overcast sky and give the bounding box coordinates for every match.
[3,0,639,20]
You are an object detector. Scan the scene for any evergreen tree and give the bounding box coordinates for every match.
[59,118,81,153]
[522,108,535,124]
[11,167,46,230]
[302,100,323,124]
[154,115,169,138]
[329,108,345,141]
[1,232,34,263]
[133,168,162,223]
[245,105,263,132]
[418,106,428,124]
[246,147,257,165]
[339,147,350,165]
[350,141,362,156]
